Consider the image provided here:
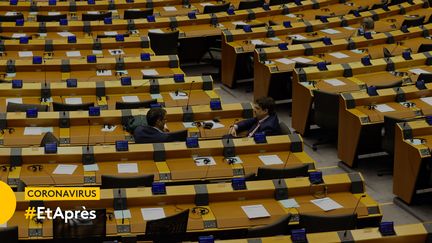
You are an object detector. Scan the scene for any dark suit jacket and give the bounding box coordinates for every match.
[133,125,175,144]
[236,114,281,136]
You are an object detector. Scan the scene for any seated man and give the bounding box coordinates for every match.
[230,97,281,137]
[134,107,186,143]
[357,17,376,36]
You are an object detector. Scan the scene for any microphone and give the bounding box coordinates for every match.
[199,157,212,182]
[278,150,292,185]
[185,80,195,112]
[117,188,126,225]
[86,119,91,149]
[343,194,366,238]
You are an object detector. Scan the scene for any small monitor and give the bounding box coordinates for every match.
[147,15,155,22]
[53,209,106,240]
[152,182,166,195]
[10,0,18,5]
[254,132,267,144]
[322,37,332,45]
[283,21,291,28]
[19,36,28,44]
[364,31,373,39]
[232,177,247,190]
[115,140,129,152]
[16,18,24,26]
[68,36,77,43]
[44,142,57,154]
[361,56,371,66]
[60,18,68,25]
[66,79,77,88]
[263,3,270,10]
[87,55,97,63]
[26,108,38,118]
[48,0,56,5]
[104,17,112,24]
[88,0,95,4]
[367,86,378,96]
[210,99,222,110]
[317,62,327,71]
[12,79,22,89]
[88,106,100,116]
[121,76,132,86]
[33,56,42,64]
[379,221,396,236]
[243,25,252,32]
[115,34,124,42]
[227,8,235,15]
[141,53,151,61]
[309,171,323,184]
[278,43,288,50]
[402,51,412,60]
[291,228,307,243]
[198,235,214,243]
[416,80,426,90]
[173,74,184,83]
[186,137,199,148]
[188,11,196,19]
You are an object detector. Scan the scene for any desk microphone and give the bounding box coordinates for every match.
[200,157,212,182]
[117,188,126,225]
[185,80,195,112]
[86,119,91,150]
[278,150,292,185]
[343,194,366,238]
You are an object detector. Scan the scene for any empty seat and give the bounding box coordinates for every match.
[148,31,179,55]
[401,15,425,28]
[0,13,24,22]
[299,213,356,233]
[238,0,264,10]
[203,3,231,14]
[123,8,153,19]
[37,14,67,22]
[82,12,112,21]
[6,102,49,112]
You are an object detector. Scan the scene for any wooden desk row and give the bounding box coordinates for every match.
[291,38,432,136]
[207,222,432,243]
[0,134,315,186]
[221,0,426,89]
[9,173,381,240]
[394,118,432,204]
[337,73,432,167]
[252,11,432,99]
[0,101,244,146]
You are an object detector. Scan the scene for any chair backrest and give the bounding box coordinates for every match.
[247,214,292,238]
[291,37,324,45]
[389,0,404,5]
[0,226,18,243]
[6,102,49,112]
[370,3,384,10]
[268,0,291,6]
[36,14,67,22]
[101,174,154,189]
[348,5,369,14]
[203,3,231,14]
[144,209,190,243]
[401,16,425,28]
[82,12,112,21]
[299,213,356,233]
[40,132,60,147]
[417,44,432,53]
[382,115,410,156]
[115,99,157,110]
[124,9,153,19]
[279,121,291,135]
[148,31,179,55]
[166,129,188,142]
[312,89,340,131]
[238,0,264,10]
[256,164,309,180]
[0,13,24,22]
[418,73,432,83]
[52,102,94,111]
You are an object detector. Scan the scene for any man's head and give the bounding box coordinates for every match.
[253,97,275,120]
[361,17,374,31]
[146,108,167,131]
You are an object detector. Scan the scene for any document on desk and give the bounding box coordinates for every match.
[289,34,306,40]
[279,198,300,208]
[232,21,247,26]
[225,156,243,164]
[420,97,432,106]
[241,204,270,219]
[324,79,345,86]
[93,50,103,55]
[5,98,23,105]
[259,155,283,165]
[151,94,163,99]
[193,156,216,166]
[12,33,26,38]
[101,125,117,132]
[285,13,297,18]
[251,39,266,45]
[410,68,430,75]
[329,52,349,59]
[104,31,118,36]
[320,28,341,34]
[148,29,164,34]
[275,58,295,65]
[122,96,140,103]
[163,6,177,11]
[83,163,99,172]
[96,70,112,76]
[269,37,281,41]
[108,49,125,55]
[18,51,33,57]
[375,104,395,113]
[66,51,81,57]
[57,32,75,37]
[291,57,312,63]
[87,11,99,14]
[24,127,53,135]
[114,209,132,219]
[311,197,343,211]
[350,49,364,54]
[65,97,82,104]
[169,92,189,100]
[141,69,159,76]
[118,163,139,173]
[141,208,166,220]
[5,12,17,16]
[343,26,355,30]
[48,12,61,15]
[200,2,214,6]
[183,122,196,128]
[204,120,225,129]
[53,164,78,175]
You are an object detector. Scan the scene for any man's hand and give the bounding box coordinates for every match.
[229,126,237,137]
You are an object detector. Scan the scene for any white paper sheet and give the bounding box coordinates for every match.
[114,209,132,219]
[343,26,355,30]
[320,28,341,34]
[101,125,117,132]
[251,39,266,45]
[96,70,112,76]
[225,156,243,164]
[87,11,99,14]
[92,50,103,55]
[57,32,75,37]
[232,21,247,26]
[329,52,349,59]
[122,96,140,103]
[5,12,17,16]
[241,205,270,219]
[148,29,163,33]
[18,51,33,57]
[65,97,82,104]
[66,51,81,57]
[285,14,297,18]
[289,34,306,40]
[409,138,424,145]
[104,31,118,36]
[291,57,312,63]
[421,97,432,106]
[6,98,23,105]
[410,68,430,75]
[12,33,26,38]
[258,155,283,165]
[204,120,225,129]
[350,49,364,54]
[183,122,196,128]
[310,197,343,211]
[141,208,165,220]
[269,37,281,41]
[151,94,163,99]
[163,6,177,11]
[324,79,345,86]
[169,92,189,100]
[141,69,159,76]
[193,156,216,166]
[275,58,295,65]
[200,3,214,6]
[6,73,16,78]
[48,12,61,16]
[279,198,300,208]
[83,163,99,172]
[108,49,125,55]
[118,163,138,173]
[24,127,53,135]
[53,164,78,175]
[375,104,395,112]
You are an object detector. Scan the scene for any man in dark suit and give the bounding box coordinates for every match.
[229,97,281,137]
[134,108,186,143]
